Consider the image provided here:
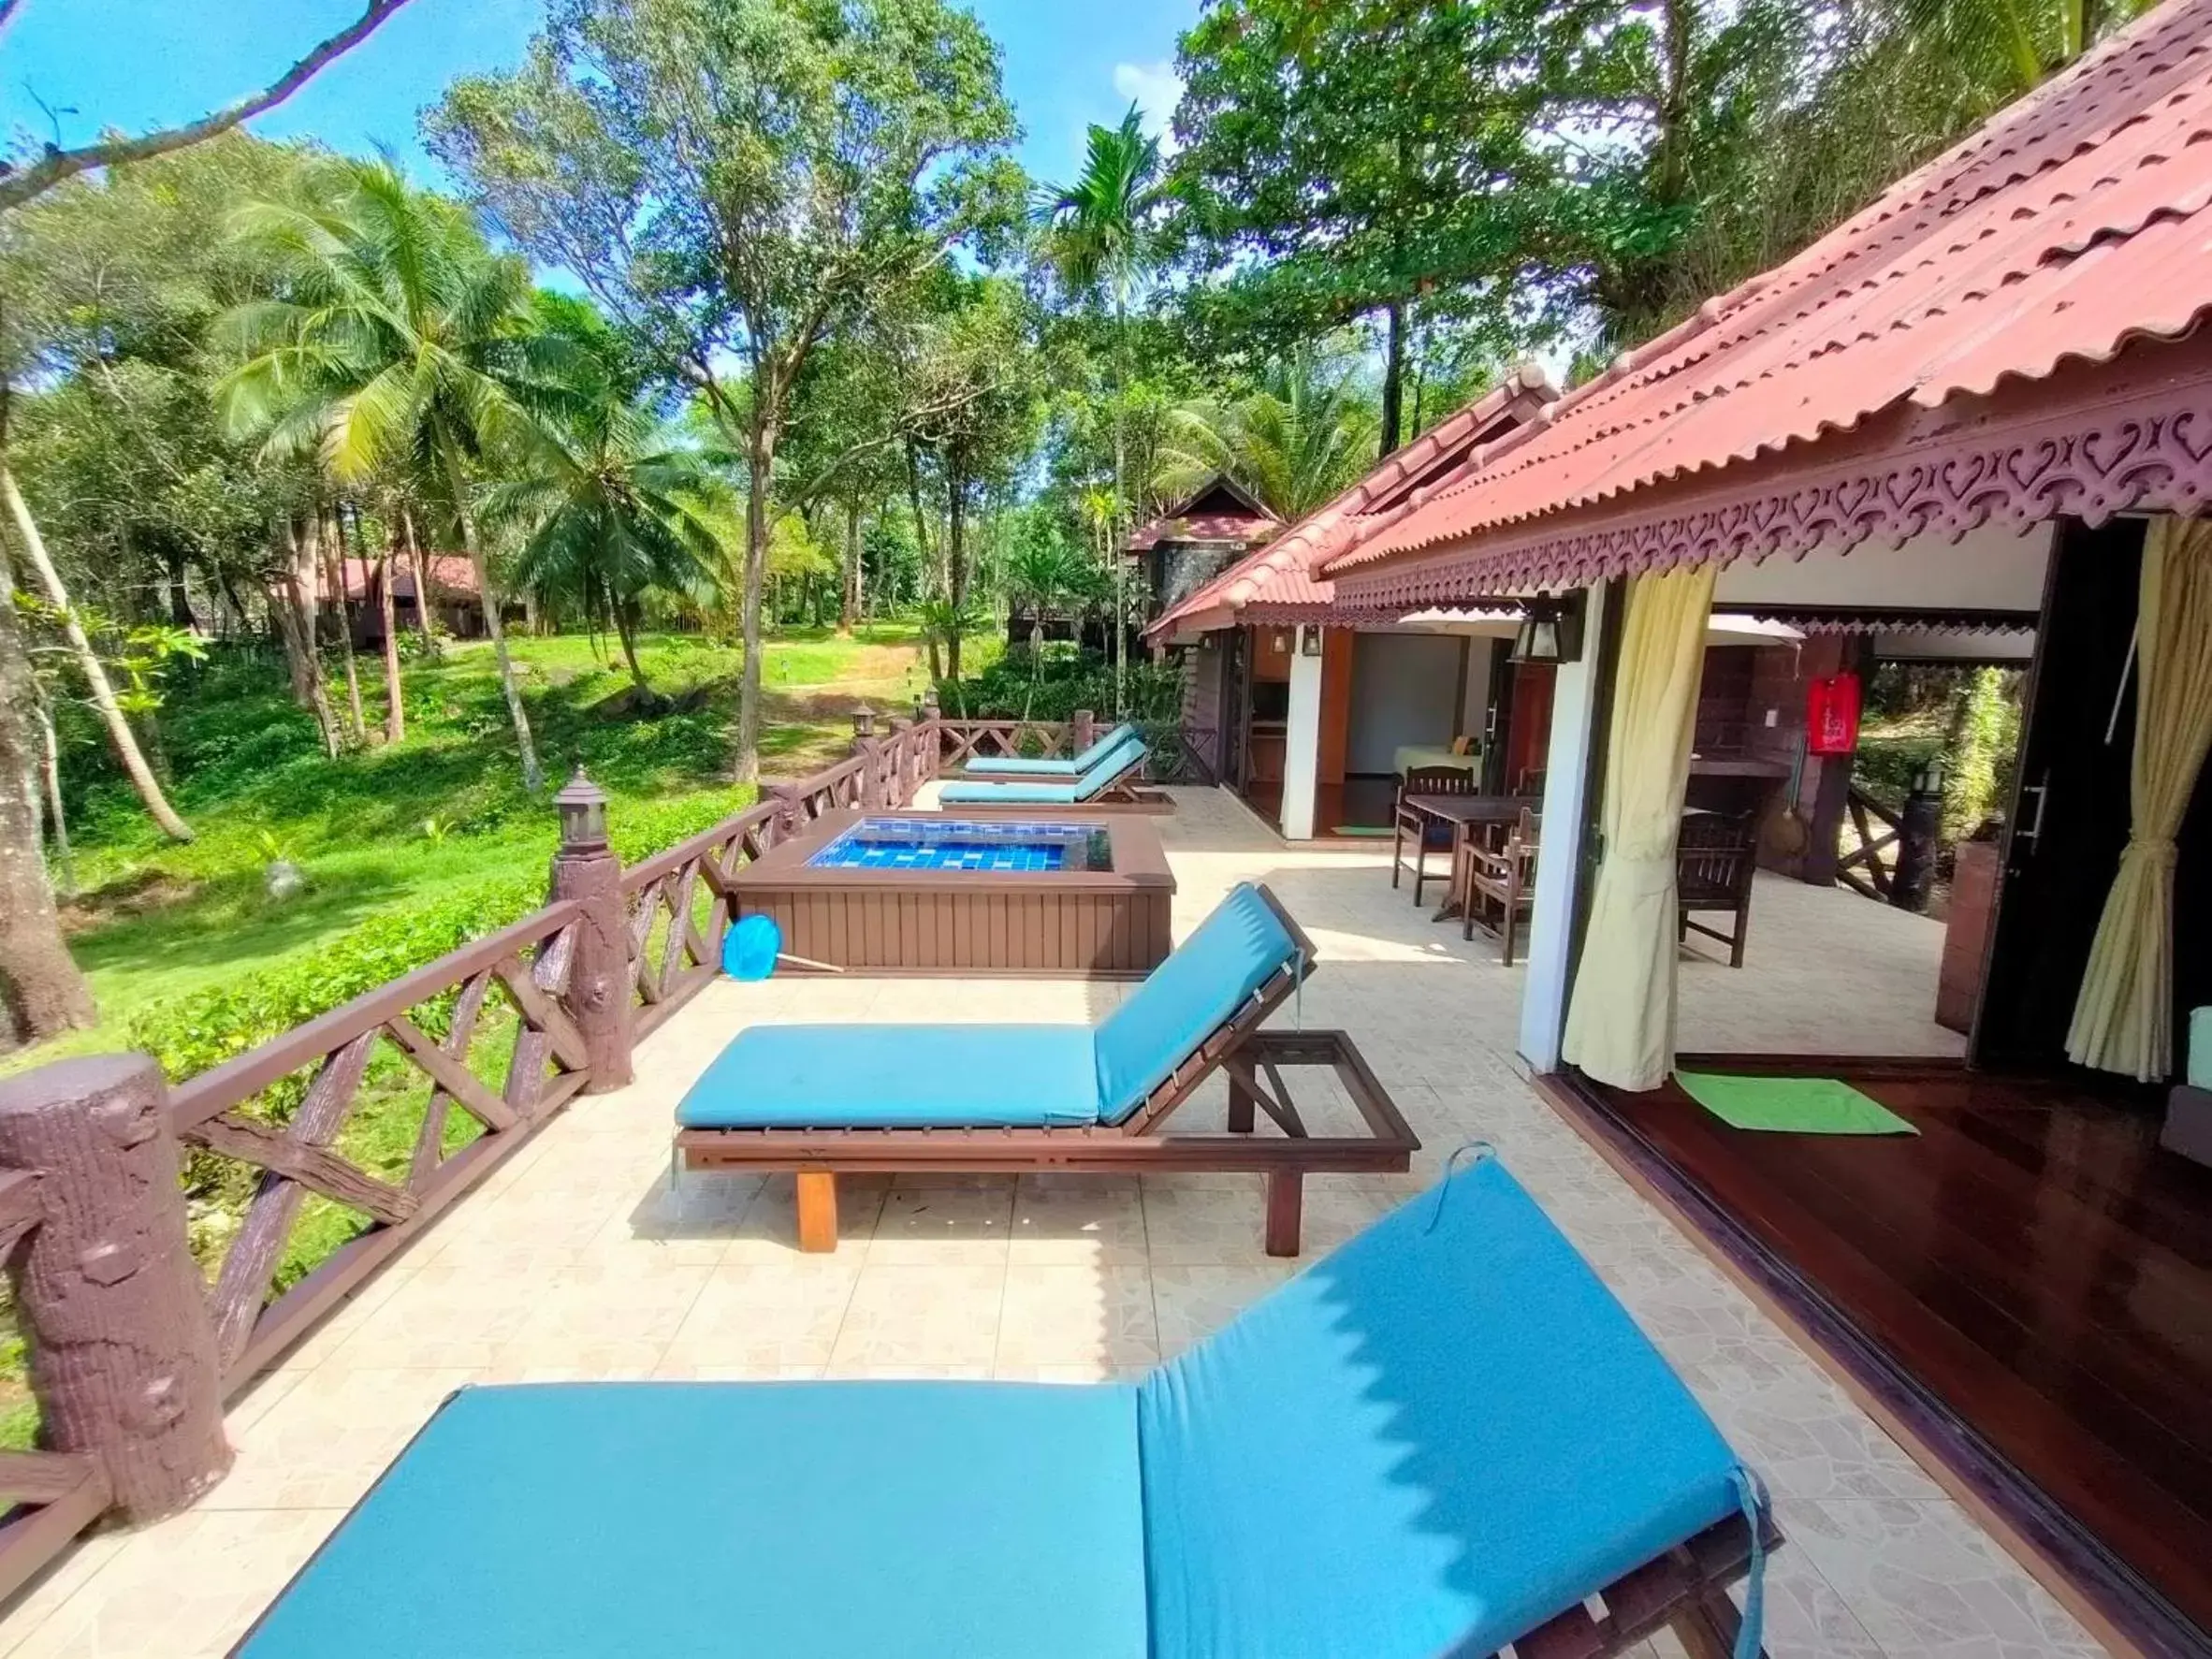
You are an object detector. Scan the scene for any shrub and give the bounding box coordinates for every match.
[936,648,1183,723]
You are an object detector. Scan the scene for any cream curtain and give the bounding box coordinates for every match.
[2065,515,2212,1082]
[1563,563,1717,1091]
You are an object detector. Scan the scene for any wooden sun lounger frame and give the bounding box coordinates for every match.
[939,746,1174,815]
[676,886,1418,1255]
[1506,1507,1781,1659]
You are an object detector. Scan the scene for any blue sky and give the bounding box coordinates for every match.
[0,0,1197,195]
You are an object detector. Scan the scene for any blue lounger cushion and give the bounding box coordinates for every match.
[962,722,1135,776]
[1093,881,1297,1124]
[677,1023,1099,1128]
[938,734,1146,805]
[240,1159,1761,1659]
[236,1381,1150,1659]
[677,883,1298,1132]
[1138,1154,1750,1658]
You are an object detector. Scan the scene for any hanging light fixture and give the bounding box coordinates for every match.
[1510,593,1586,665]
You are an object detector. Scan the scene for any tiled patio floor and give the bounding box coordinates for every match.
[0,786,2092,1656]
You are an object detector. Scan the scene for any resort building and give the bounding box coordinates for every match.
[1315,6,2212,1648]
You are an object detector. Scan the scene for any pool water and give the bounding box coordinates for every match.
[808,819,1113,874]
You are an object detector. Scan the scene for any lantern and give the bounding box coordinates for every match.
[1806,673,1862,756]
[554,766,610,852]
[1509,593,1586,665]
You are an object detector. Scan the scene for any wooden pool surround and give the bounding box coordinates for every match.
[727,809,1176,979]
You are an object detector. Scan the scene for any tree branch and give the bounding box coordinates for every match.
[0,0,415,212]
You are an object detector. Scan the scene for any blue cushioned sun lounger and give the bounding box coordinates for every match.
[675,882,1419,1254]
[960,720,1136,777]
[233,1154,1774,1659]
[937,731,1163,809]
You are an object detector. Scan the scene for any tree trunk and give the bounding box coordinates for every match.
[1379,298,1406,457]
[276,517,341,758]
[735,418,775,786]
[318,507,367,746]
[33,692,72,897]
[1112,289,1128,720]
[905,438,937,589]
[946,473,968,682]
[839,498,862,633]
[615,600,650,695]
[400,503,439,658]
[0,570,94,1046]
[162,544,196,631]
[375,546,405,744]
[0,459,194,842]
[440,434,541,791]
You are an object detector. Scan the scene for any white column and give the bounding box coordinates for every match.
[1279,627,1325,840]
[1519,583,1610,1073]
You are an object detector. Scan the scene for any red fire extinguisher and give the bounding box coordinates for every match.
[1806,673,1862,756]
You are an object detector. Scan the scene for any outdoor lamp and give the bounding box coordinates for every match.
[555,766,609,853]
[1510,593,1586,665]
[1300,625,1325,657]
[1911,757,1948,799]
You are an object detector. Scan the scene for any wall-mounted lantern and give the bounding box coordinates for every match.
[1509,593,1586,665]
[1299,624,1325,658]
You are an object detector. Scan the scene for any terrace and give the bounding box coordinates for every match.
[0,759,2094,1657]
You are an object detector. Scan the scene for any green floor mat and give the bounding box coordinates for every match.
[1332,825,1395,837]
[1675,1070,1918,1135]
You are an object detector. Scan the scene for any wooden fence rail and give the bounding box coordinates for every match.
[0,712,965,1604]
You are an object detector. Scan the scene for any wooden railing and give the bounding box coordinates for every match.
[0,713,953,1603]
[932,717,1218,786]
[1838,786,1903,901]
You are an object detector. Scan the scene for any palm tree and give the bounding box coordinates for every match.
[1040,106,1169,716]
[483,389,720,698]
[219,157,555,788]
[1156,347,1381,522]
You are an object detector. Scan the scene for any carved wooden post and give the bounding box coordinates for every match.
[0,1055,230,1521]
[888,717,914,807]
[766,782,806,839]
[1071,707,1096,756]
[851,708,882,810]
[550,768,634,1093]
[921,698,942,781]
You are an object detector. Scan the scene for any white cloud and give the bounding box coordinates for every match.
[1112,60,1185,148]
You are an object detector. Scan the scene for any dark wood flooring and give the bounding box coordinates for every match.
[1239,777,1400,837]
[1582,1061,2212,1651]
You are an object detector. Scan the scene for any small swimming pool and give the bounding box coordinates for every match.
[808,818,1113,874]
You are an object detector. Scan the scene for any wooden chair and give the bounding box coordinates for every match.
[1459,806,1541,964]
[1391,765,1477,905]
[1678,809,1759,968]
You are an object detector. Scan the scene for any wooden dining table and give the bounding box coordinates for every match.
[1399,793,1541,922]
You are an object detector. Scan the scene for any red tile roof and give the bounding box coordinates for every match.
[336,554,480,602]
[1147,369,1556,636]
[1331,0,2212,580]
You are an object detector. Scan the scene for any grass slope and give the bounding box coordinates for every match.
[21,623,941,1071]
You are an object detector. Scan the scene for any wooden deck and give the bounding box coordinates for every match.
[1567,1058,2212,1655]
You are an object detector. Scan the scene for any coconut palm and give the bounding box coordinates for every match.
[218,157,557,788]
[1156,347,1381,522]
[1040,105,1170,715]
[483,389,720,698]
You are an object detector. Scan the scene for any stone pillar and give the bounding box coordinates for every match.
[548,770,634,1093]
[0,1055,230,1521]
[1071,707,1096,755]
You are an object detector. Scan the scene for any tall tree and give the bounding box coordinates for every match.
[1172,0,1571,452]
[219,157,551,788]
[485,388,720,697]
[428,0,1020,784]
[1155,345,1380,521]
[1040,106,1169,714]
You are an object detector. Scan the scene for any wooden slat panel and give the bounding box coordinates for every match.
[384,1014,517,1133]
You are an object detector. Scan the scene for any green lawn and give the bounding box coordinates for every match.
[14,622,947,1075]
